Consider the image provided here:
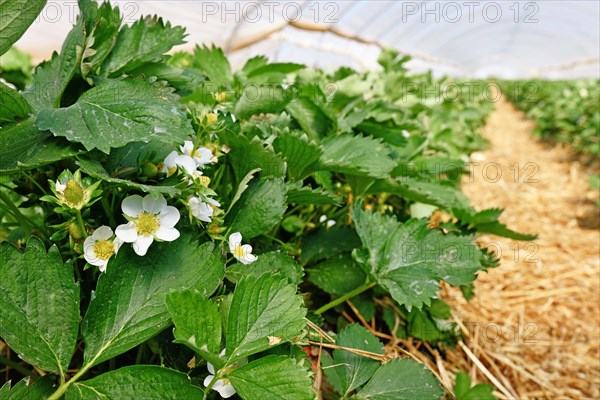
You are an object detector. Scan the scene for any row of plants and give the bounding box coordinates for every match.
[500,79,599,156]
[1,1,534,399]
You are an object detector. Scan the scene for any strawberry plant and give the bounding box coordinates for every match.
[500,79,600,156]
[1,1,529,398]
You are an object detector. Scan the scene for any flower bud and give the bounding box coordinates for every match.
[140,161,159,179]
[68,221,85,239]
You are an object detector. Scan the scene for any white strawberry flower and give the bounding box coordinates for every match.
[180,141,217,168]
[83,226,122,272]
[115,194,180,256]
[162,151,202,178]
[189,196,220,223]
[319,214,336,228]
[203,350,236,399]
[228,232,257,265]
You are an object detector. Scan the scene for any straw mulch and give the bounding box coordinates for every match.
[432,98,599,399]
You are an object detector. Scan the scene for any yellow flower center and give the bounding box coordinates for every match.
[204,113,218,126]
[199,176,211,187]
[136,212,160,236]
[93,240,115,260]
[233,244,246,259]
[63,180,85,206]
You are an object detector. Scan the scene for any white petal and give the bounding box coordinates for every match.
[55,181,66,194]
[207,362,215,375]
[98,260,109,273]
[84,240,101,266]
[203,374,215,388]
[163,151,179,170]
[113,238,123,254]
[238,250,258,265]
[206,197,221,207]
[122,195,144,218]
[241,244,253,255]
[194,147,214,166]
[92,225,114,240]
[115,222,138,243]
[159,206,180,227]
[133,235,154,256]
[83,235,95,252]
[176,155,199,176]
[212,379,226,392]
[229,232,242,251]
[192,202,212,222]
[180,141,194,156]
[142,195,167,214]
[155,227,180,242]
[319,215,327,223]
[217,381,236,398]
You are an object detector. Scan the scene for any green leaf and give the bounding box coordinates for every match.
[474,221,537,241]
[226,274,306,362]
[226,178,287,240]
[301,227,361,264]
[220,130,286,181]
[166,289,222,366]
[371,179,536,240]
[320,134,395,178]
[286,96,333,139]
[454,372,496,400]
[190,44,232,85]
[228,355,315,400]
[0,0,46,56]
[0,376,55,400]
[286,184,341,206]
[241,55,268,75]
[23,13,85,110]
[101,15,186,77]
[65,365,204,399]
[0,118,82,175]
[77,158,181,197]
[79,1,122,78]
[370,178,473,216]
[273,131,322,179]
[247,62,305,82]
[0,82,30,122]
[352,206,484,310]
[353,358,443,400]
[329,324,384,396]
[308,256,366,296]
[35,77,193,153]
[0,237,79,376]
[235,85,291,119]
[226,251,304,285]
[81,238,224,367]
[227,167,261,213]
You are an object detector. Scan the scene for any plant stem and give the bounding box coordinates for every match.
[314,281,377,315]
[0,354,38,379]
[75,209,87,238]
[101,195,116,227]
[47,361,92,400]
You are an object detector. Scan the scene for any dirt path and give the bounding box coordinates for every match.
[443,98,600,399]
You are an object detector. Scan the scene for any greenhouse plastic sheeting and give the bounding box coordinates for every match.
[13,0,600,78]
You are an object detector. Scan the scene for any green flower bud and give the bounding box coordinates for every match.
[68,221,85,239]
[140,161,159,179]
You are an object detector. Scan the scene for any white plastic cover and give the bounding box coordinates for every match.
[14,1,600,78]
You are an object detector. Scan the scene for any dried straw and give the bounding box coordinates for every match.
[438,98,600,399]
